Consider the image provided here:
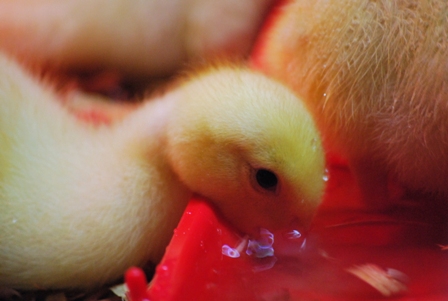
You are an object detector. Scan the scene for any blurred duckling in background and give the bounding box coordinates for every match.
[259,0,448,206]
[0,0,274,79]
[0,53,325,290]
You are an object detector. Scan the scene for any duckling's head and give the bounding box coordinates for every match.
[167,67,325,235]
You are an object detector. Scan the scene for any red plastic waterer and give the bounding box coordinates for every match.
[124,196,259,301]
[124,163,448,301]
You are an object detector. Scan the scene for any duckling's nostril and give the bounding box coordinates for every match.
[256,169,278,191]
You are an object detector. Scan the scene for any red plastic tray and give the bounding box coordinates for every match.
[125,162,448,301]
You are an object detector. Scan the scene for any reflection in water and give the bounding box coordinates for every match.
[150,163,448,301]
[220,164,448,300]
[346,264,408,297]
[246,229,275,258]
[285,229,302,240]
[221,245,240,258]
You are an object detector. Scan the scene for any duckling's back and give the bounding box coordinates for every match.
[0,55,189,289]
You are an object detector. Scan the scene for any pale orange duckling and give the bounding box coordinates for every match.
[260,0,448,207]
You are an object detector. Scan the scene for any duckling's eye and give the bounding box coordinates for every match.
[255,169,278,192]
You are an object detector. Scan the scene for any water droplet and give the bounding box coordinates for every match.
[158,264,170,275]
[246,242,274,258]
[300,238,307,250]
[246,229,275,258]
[259,229,274,246]
[157,264,171,278]
[285,230,302,240]
[222,245,240,258]
[323,93,327,97]
[323,169,329,182]
[311,138,318,152]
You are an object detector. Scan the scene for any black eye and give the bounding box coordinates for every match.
[255,169,278,191]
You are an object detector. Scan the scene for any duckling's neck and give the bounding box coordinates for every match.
[117,90,181,154]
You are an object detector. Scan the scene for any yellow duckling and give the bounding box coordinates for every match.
[0,54,325,290]
[260,0,448,205]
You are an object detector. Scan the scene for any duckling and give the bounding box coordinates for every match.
[0,0,273,78]
[259,0,448,206]
[0,54,325,290]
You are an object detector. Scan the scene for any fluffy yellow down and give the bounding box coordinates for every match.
[0,55,325,290]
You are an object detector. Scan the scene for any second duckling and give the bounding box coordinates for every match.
[260,0,448,206]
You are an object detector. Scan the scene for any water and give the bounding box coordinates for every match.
[254,164,448,300]
[222,245,240,258]
[148,163,448,301]
[220,163,448,300]
[246,229,275,258]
